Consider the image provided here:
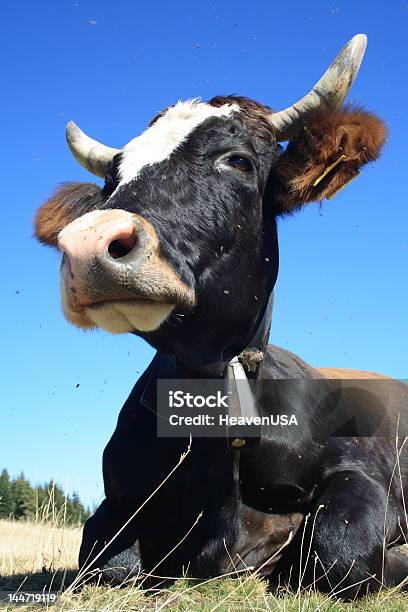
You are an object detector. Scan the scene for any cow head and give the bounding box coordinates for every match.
[35,35,386,374]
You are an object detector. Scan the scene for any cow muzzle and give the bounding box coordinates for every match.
[57,209,195,333]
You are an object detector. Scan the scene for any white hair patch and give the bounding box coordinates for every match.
[118,99,238,186]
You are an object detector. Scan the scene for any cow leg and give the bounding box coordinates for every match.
[280,471,407,598]
[79,499,142,585]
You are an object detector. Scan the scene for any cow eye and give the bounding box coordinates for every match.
[226,156,253,173]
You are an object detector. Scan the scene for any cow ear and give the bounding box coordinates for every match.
[267,106,387,215]
[34,182,107,247]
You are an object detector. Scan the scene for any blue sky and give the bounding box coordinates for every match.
[1,1,407,507]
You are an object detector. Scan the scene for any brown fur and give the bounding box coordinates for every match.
[210,95,276,147]
[317,367,391,380]
[35,182,106,247]
[268,106,387,214]
[209,95,274,121]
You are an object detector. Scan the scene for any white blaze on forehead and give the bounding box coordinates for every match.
[118,99,238,185]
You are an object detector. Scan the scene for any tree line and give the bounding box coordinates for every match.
[0,469,90,525]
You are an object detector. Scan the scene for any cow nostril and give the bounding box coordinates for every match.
[108,232,137,259]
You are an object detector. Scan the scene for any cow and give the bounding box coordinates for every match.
[35,34,408,598]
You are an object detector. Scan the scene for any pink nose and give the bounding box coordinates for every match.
[58,209,138,263]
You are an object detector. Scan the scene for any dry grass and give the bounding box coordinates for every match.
[0,519,81,577]
[1,445,408,609]
[1,518,408,611]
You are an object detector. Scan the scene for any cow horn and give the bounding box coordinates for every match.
[66,121,120,178]
[268,34,367,141]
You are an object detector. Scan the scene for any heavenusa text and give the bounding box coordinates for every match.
[168,414,299,426]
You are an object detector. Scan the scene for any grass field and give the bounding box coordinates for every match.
[1,518,408,611]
